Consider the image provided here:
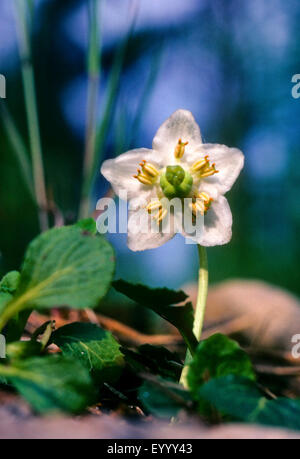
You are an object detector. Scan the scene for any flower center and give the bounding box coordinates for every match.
[160,165,193,199]
[132,143,218,218]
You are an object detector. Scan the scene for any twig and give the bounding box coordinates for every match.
[201,314,255,340]
[91,312,182,346]
[27,311,182,346]
[84,308,99,324]
[255,365,300,376]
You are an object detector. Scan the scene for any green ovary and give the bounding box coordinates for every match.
[160,165,193,199]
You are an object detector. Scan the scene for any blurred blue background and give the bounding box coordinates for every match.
[0,0,299,297]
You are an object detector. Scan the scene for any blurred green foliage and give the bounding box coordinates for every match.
[0,0,299,299]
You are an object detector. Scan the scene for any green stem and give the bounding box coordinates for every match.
[193,245,209,341]
[14,0,48,231]
[79,0,101,219]
[179,244,209,387]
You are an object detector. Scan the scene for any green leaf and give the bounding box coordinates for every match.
[260,399,300,429]
[198,375,300,430]
[113,279,188,306]
[0,226,115,331]
[139,378,192,419]
[137,301,196,353]
[0,272,27,343]
[0,355,95,414]
[188,334,255,400]
[17,226,114,309]
[0,292,13,316]
[51,322,124,384]
[113,280,197,353]
[0,271,20,317]
[0,271,20,294]
[6,340,42,361]
[75,218,97,235]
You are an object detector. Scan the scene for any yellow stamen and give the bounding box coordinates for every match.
[189,202,204,216]
[140,160,159,178]
[200,165,218,178]
[191,191,213,215]
[146,200,162,213]
[153,208,168,223]
[198,192,211,203]
[191,156,219,178]
[191,156,209,172]
[195,200,206,214]
[133,171,153,185]
[174,138,188,159]
[134,160,159,186]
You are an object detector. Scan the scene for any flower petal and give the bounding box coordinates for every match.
[101,148,162,199]
[127,195,175,251]
[152,110,202,164]
[200,196,233,246]
[187,143,244,197]
[178,196,232,246]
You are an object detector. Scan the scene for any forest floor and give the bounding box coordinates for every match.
[1,279,300,439]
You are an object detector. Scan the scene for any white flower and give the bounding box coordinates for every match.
[101,109,244,251]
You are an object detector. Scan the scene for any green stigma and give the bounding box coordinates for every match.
[160,165,193,199]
